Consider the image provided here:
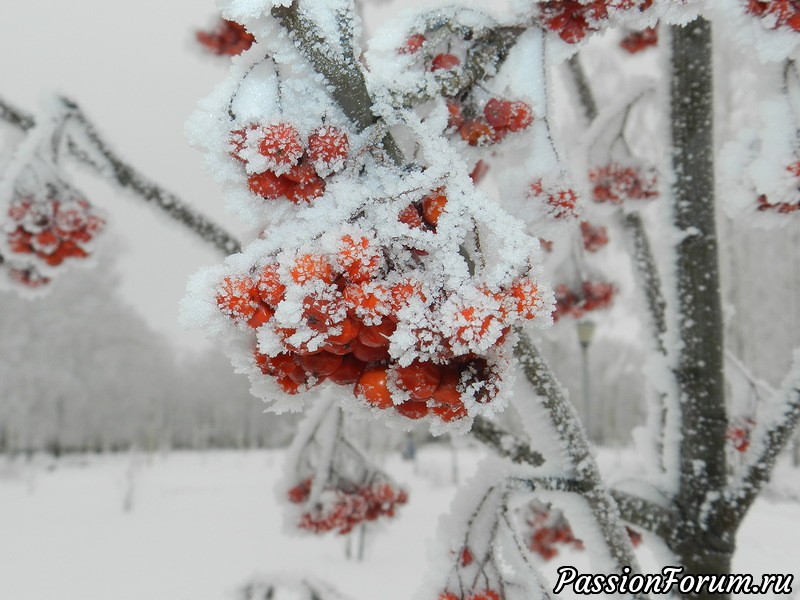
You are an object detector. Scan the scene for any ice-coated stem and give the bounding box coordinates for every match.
[0,95,241,256]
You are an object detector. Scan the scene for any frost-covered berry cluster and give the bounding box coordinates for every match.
[196,18,255,56]
[184,3,553,433]
[234,122,349,204]
[287,477,408,535]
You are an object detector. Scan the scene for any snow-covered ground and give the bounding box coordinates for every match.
[0,446,797,600]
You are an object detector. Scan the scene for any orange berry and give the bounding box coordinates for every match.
[395,361,441,399]
[431,53,460,71]
[355,368,393,408]
[460,120,496,147]
[258,123,304,168]
[256,264,286,306]
[291,254,334,284]
[395,400,429,420]
[422,188,448,226]
[338,234,381,283]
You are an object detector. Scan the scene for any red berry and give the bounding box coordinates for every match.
[338,234,382,283]
[460,120,496,147]
[508,101,533,131]
[256,264,286,306]
[422,188,448,226]
[328,355,367,385]
[446,100,465,130]
[396,361,441,399]
[484,98,513,129]
[258,123,304,169]
[358,319,397,348]
[398,203,425,229]
[395,400,429,420]
[247,304,274,329]
[326,316,361,345]
[307,126,349,174]
[431,53,460,71]
[297,351,343,378]
[216,275,258,321]
[470,160,489,184]
[248,170,291,200]
[351,337,391,363]
[283,158,319,185]
[285,176,326,204]
[431,366,462,405]
[401,33,426,54]
[355,368,394,408]
[291,254,334,284]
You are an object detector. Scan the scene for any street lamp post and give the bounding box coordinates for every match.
[576,320,596,441]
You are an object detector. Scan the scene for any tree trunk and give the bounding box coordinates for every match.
[669,17,732,598]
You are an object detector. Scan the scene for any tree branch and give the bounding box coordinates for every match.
[620,212,667,353]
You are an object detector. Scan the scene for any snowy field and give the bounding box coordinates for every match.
[0,446,798,600]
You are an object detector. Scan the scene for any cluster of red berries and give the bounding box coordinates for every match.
[398,32,464,73]
[727,417,755,453]
[620,26,659,53]
[6,266,50,288]
[529,179,579,220]
[580,221,609,253]
[439,591,500,600]
[756,193,800,213]
[553,281,615,322]
[589,163,659,204]
[216,223,543,422]
[746,0,800,31]
[287,477,408,535]
[196,18,255,56]
[525,501,642,561]
[5,196,104,268]
[536,0,654,44]
[230,123,349,205]
[446,98,534,147]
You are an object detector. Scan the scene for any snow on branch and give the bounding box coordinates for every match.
[726,349,800,520]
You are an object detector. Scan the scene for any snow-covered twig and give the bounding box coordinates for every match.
[471,416,545,467]
[726,350,800,520]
